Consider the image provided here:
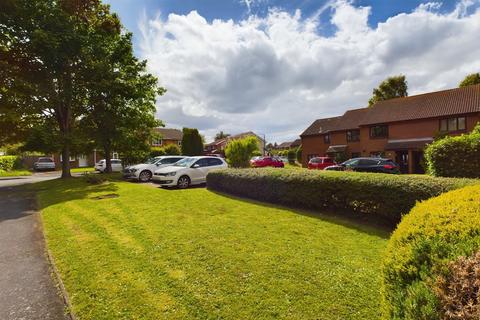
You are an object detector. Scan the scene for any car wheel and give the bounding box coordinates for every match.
[138,170,152,182]
[177,175,190,189]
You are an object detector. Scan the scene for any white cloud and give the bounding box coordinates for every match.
[139,1,480,143]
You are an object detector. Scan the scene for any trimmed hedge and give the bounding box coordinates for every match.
[382,184,480,319]
[206,169,477,224]
[0,155,20,171]
[424,123,480,178]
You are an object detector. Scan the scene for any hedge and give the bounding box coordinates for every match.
[424,123,480,178]
[206,169,477,224]
[0,155,20,171]
[382,184,480,319]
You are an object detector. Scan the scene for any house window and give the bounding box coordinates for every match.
[351,152,361,158]
[440,117,466,132]
[346,130,360,142]
[152,138,163,146]
[370,125,388,139]
[323,134,330,144]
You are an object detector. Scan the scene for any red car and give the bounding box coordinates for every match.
[308,157,335,170]
[250,156,285,168]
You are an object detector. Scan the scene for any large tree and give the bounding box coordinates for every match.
[80,15,163,172]
[215,131,230,141]
[459,73,480,87]
[368,75,408,107]
[0,0,108,177]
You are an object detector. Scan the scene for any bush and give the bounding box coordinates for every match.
[150,147,166,158]
[296,146,302,163]
[381,184,480,320]
[181,128,204,156]
[162,144,181,155]
[251,150,262,157]
[425,123,480,178]
[206,169,477,224]
[287,149,296,164]
[0,155,20,171]
[224,136,259,168]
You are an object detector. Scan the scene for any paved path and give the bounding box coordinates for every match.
[0,174,68,320]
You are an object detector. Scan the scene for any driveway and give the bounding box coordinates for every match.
[0,172,69,320]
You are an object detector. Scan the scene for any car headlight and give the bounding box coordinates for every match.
[131,168,138,173]
[166,172,177,176]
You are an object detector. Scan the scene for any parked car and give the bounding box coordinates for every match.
[152,156,228,188]
[250,156,285,168]
[95,159,123,173]
[308,157,335,170]
[325,157,400,174]
[279,156,288,163]
[33,157,56,171]
[123,156,186,182]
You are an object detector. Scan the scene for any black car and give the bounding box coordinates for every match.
[324,157,400,174]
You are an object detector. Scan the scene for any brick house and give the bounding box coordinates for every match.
[151,128,183,147]
[301,84,480,173]
[204,131,266,155]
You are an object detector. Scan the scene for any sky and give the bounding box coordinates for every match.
[103,0,480,143]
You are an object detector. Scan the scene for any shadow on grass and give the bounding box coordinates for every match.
[26,176,119,210]
[209,190,392,239]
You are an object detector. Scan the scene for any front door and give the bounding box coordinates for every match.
[395,151,409,174]
[412,151,425,174]
[78,154,88,167]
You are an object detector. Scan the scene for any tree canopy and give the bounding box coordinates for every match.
[181,128,204,156]
[0,0,163,176]
[459,73,480,87]
[368,75,408,107]
[215,131,230,141]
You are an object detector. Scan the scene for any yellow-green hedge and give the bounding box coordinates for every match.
[382,184,480,319]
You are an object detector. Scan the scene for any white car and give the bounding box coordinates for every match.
[123,156,186,182]
[95,159,123,173]
[33,157,56,171]
[152,156,228,188]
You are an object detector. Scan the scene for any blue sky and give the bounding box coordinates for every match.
[103,0,480,142]
[105,0,463,46]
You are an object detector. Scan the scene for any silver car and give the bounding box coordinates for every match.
[33,157,56,171]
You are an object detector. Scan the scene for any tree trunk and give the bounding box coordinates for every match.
[61,145,72,178]
[103,144,112,173]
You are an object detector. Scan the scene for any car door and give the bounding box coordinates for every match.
[206,158,226,173]
[189,158,210,184]
[357,159,379,172]
[112,160,123,172]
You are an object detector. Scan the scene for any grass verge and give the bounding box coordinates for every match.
[70,167,95,173]
[0,169,32,177]
[36,178,388,320]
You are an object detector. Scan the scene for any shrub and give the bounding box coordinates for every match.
[162,144,181,155]
[251,150,262,157]
[436,251,480,320]
[150,147,166,158]
[224,136,259,168]
[287,149,296,164]
[206,169,477,224]
[181,128,203,156]
[424,123,480,178]
[382,184,480,319]
[0,155,20,171]
[296,146,302,163]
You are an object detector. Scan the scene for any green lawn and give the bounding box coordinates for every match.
[0,169,32,177]
[36,178,388,320]
[71,166,95,173]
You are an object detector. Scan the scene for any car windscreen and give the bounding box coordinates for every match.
[38,158,53,162]
[145,158,158,164]
[173,157,197,167]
